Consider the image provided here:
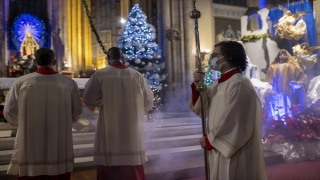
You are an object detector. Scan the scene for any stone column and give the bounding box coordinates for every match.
[121,0,130,20]
[162,0,172,86]
[64,0,93,77]
[183,1,196,86]
[159,0,171,110]
[83,0,92,71]
[77,0,83,72]
[47,0,53,49]
[49,0,63,71]
[0,0,10,77]
[179,0,186,92]
[0,0,5,77]
[171,0,181,87]
[173,0,189,107]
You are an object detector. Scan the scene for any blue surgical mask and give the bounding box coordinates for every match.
[208,56,226,71]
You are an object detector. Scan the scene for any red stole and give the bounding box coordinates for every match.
[36,67,57,75]
[109,62,128,69]
[218,68,241,83]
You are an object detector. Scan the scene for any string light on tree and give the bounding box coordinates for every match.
[205,67,213,86]
[118,4,166,121]
[202,49,212,86]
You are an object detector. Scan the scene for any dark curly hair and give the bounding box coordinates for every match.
[35,48,55,66]
[214,41,247,71]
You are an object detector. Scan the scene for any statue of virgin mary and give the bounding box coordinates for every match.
[20,31,39,56]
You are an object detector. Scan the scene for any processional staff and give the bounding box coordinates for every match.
[189,1,209,180]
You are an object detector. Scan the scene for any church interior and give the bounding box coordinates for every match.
[1,0,320,179]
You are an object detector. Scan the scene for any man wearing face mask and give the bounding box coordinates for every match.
[189,41,267,180]
[83,47,154,180]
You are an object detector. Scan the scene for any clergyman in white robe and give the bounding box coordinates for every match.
[82,60,154,180]
[4,66,82,178]
[189,68,267,180]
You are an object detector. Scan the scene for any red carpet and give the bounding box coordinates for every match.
[184,159,320,180]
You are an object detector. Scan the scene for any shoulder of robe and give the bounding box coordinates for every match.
[127,66,142,74]
[13,73,38,86]
[95,66,143,80]
[94,66,111,73]
[229,73,250,84]
[125,67,145,79]
[91,66,115,77]
[229,74,256,91]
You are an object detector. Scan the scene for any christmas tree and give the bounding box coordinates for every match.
[118,4,166,121]
[204,67,213,86]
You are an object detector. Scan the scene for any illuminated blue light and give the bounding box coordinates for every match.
[260,0,266,9]
[11,14,46,51]
[267,93,292,121]
[265,78,304,124]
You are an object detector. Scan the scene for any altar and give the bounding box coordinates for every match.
[0,78,97,136]
[0,78,89,90]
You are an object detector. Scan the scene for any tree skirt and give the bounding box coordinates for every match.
[262,139,320,163]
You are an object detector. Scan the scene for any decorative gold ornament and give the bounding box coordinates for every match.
[274,5,310,40]
[293,43,319,70]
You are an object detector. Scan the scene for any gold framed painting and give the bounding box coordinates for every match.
[214,17,241,43]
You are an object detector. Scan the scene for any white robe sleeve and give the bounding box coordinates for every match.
[188,83,215,117]
[3,80,20,126]
[82,72,103,107]
[207,81,258,158]
[141,78,154,113]
[71,80,83,123]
